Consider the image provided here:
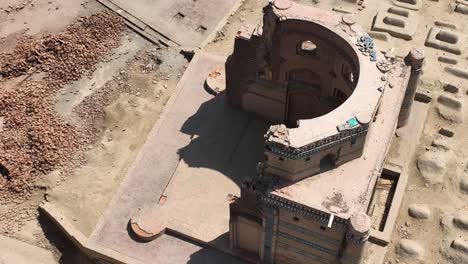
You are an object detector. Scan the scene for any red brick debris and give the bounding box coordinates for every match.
[0,11,125,203]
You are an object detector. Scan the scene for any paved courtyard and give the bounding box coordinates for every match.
[89,53,268,263]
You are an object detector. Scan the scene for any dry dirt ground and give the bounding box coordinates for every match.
[0,0,468,263]
[0,0,188,263]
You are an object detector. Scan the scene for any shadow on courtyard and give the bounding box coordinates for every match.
[172,232,246,264]
[177,91,271,186]
[175,92,266,263]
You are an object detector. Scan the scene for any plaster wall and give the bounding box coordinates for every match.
[271,21,358,94]
[229,190,264,256]
[234,216,262,254]
[242,81,287,124]
[227,15,361,127]
[225,28,259,108]
[273,208,345,263]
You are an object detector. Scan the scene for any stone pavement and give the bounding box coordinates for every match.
[89,52,255,263]
[156,96,269,244]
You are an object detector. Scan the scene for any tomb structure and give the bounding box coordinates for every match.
[225,1,418,263]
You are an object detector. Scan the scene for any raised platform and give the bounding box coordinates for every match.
[38,50,431,264]
[86,52,252,263]
[41,53,247,264]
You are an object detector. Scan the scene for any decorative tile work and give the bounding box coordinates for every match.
[266,126,368,160]
[261,194,348,229]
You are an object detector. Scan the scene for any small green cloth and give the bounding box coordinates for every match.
[347,117,359,127]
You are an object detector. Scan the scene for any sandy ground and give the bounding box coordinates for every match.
[384,84,468,264]
[0,0,187,262]
[0,0,103,48]
[1,0,104,261]
[1,0,467,263]
[0,234,56,264]
[48,37,188,237]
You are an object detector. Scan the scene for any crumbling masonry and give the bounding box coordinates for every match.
[225,1,422,263]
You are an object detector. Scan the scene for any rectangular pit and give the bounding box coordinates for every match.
[369,169,400,232]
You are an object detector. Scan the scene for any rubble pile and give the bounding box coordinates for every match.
[0,11,125,83]
[0,11,125,202]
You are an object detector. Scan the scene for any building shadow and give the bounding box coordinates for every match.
[175,93,266,263]
[175,91,346,263]
[177,92,271,186]
[160,231,247,264]
[187,246,245,264]
[37,210,93,264]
